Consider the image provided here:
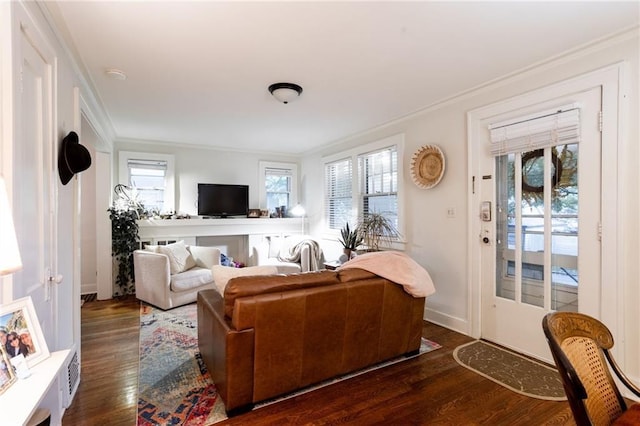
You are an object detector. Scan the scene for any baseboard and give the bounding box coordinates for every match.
[81,283,97,295]
[424,307,470,337]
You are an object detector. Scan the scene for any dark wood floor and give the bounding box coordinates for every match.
[63,296,576,425]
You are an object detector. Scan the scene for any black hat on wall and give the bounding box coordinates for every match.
[58,131,92,185]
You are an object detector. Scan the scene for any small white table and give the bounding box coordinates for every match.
[0,349,70,426]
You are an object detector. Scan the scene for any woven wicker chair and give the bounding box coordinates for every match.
[542,312,640,425]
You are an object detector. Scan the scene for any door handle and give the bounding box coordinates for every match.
[46,269,63,284]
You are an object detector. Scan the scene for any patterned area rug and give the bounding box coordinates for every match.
[137,302,441,425]
[137,303,221,425]
[453,340,566,401]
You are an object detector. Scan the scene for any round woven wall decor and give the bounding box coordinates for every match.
[410,145,445,189]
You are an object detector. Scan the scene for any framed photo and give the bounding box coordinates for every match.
[0,296,50,368]
[0,344,16,394]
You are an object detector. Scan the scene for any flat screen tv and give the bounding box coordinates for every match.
[197,183,249,218]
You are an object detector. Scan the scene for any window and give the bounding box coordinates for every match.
[359,147,398,230]
[127,159,166,212]
[258,161,298,215]
[119,152,175,213]
[323,134,404,242]
[490,105,580,309]
[324,158,353,230]
[265,168,291,212]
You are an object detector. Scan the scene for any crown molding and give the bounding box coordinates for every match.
[114,137,302,160]
[306,25,639,157]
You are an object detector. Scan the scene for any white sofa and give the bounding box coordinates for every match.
[249,234,324,274]
[133,241,220,310]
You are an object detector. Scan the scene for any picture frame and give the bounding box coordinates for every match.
[247,208,261,218]
[0,344,16,395]
[0,296,50,368]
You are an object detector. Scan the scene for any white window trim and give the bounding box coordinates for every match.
[258,161,298,209]
[322,133,405,247]
[118,151,175,213]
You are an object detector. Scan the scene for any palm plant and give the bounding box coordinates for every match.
[358,212,399,251]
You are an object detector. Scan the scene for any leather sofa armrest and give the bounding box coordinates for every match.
[198,290,255,412]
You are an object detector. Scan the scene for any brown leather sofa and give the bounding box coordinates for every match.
[197,268,426,415]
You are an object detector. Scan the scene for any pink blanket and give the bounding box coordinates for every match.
[338,251,436,297]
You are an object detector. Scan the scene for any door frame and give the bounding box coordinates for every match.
[72,89,113,303]
[467,63,625,359]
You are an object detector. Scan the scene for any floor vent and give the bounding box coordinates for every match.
[64,349,80,407]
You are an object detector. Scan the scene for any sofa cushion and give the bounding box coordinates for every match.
[266,236,284,258]
[212,265,279,295]
[170,266,213,292]
[223,270,341,319]
[266,235,304,258]
[159,240,196,274]
[188,246,220,269]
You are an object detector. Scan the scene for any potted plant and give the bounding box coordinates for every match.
[358,212,399,251]
[338,222,363,259]
[108,184,145,296]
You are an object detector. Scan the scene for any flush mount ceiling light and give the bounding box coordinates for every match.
[268,82,303,104]
[105,68,127,80]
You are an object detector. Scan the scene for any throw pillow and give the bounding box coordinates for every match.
[143,245,159,253]
[212,265,278,295]
[158,241,197,275]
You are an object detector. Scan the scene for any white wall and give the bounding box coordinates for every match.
[114,141,301,216]
[302,31,639,379]
[1,0,113,348]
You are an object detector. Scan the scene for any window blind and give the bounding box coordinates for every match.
[489,106,581,156]
[265,167,292,177]
[358,147,398,230]
[128,159,167,171]
[324,158,352,230]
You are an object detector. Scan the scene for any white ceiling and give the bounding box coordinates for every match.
[46,1,638,155]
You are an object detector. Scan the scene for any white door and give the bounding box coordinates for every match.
[479,87,602,361]
[12,21,57,349]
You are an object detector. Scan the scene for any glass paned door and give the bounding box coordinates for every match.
[480,86,601,362]
[495,145,579,312]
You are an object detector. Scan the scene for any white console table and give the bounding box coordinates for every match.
[1,349,70,426]
[137,217,303,264]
